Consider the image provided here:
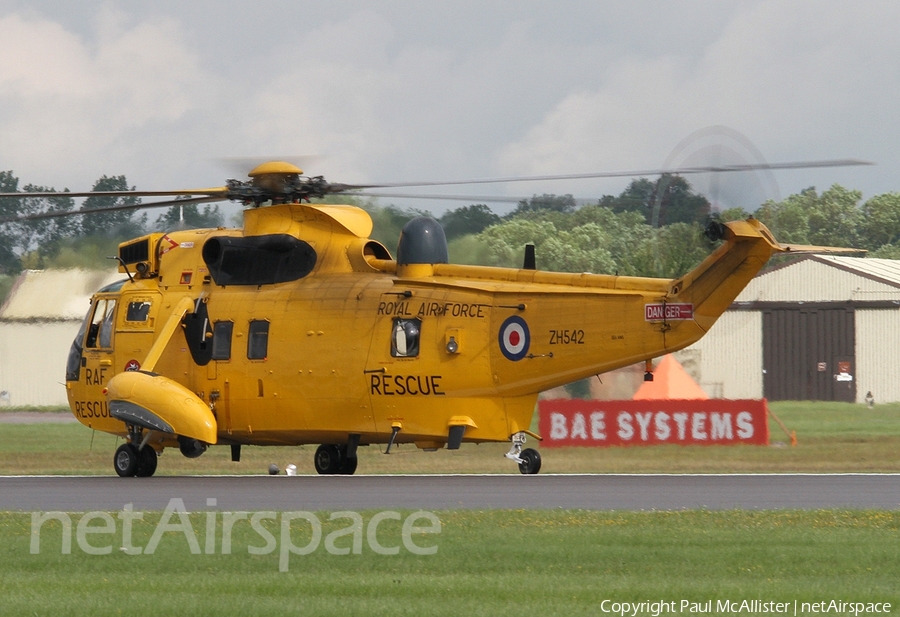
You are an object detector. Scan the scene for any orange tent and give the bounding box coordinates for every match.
[633,354,709,400]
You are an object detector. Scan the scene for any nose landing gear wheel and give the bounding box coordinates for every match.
[518,448,541,475]
[114,443,139,477]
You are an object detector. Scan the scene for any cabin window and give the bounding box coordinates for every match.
[212,321,234,361]
[125,301,152,322]
[85,299,117,349]
[247,320,269,360]
[391,318,421,358]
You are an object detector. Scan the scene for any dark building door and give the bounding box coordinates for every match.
[763,306,855,401]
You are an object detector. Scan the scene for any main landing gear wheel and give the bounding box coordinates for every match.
[337,445,358,475]
[314,444,342,474]
[314,444,358,475]
[114,443,139,477]
[136,446,158,477]
[517,448,541,475]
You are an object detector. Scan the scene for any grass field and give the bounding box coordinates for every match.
[2,404,898,614]
[2,401,900,475]
[1,509,898,616]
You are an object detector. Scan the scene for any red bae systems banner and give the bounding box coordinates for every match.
[538,399,769,447]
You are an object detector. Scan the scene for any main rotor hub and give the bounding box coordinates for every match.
[246,161,306,200]
[247,161,304,177]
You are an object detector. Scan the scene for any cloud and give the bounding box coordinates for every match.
[494,1,900,201]
[234,12,405,182]
[0,9,206,189]
[1,0,898,215]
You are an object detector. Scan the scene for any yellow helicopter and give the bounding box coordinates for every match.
[0,159,866,476]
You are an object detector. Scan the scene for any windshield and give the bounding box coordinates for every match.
[65,306,92,382]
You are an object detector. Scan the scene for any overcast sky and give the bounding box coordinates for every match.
[0,0,896,216]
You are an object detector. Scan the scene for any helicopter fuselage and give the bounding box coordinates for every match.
[65,202,782,459]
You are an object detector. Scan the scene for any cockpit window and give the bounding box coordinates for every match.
[125,301,151,322]
[85,299,117,349]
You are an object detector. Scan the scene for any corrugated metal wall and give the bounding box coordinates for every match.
[738,258,900,302]
[0,269,121,408]
[681,311,763,399]
[0,322,79,406]
[856,308,900,404]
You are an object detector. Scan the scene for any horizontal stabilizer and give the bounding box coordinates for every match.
[777,243,866,255]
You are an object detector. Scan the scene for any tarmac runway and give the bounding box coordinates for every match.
[2,474,899,511]
[0,412,76,424]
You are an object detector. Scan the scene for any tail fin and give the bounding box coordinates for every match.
[671,218,861,332]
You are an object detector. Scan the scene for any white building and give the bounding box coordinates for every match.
[682,256,900,403]
[0,269,121,406]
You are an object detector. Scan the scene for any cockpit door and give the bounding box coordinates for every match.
[115,291,163,372]
[74,294,119,426]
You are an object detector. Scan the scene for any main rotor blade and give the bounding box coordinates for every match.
[350,191,524,203]
[337,159,874,191]
[0,187,229,199]
[0,195,225,224]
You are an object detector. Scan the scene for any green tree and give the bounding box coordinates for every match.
[601,178,655,216]
[754,193,812,245]
[367,205,432,250]
[541,223,617,274]
[478,218,560,268]
[155,203,224,230]
[567,206,652,275]
[755,185,864,248]
[629,223,712,279]
[79,175,145,239]
[718,206,750,222]
[657,222,713,278]
[656,175,711,227]
[807,184,862,247]
[869,242,900,259]
[477,201,713,278]
[509,193,577,217]
[447,234,495,265]
[15,185,76,264]
[37,236,123,270]
[601,175,710,227]
[860,192,900,250]
[439,204,500,240]
[0,171,21,274]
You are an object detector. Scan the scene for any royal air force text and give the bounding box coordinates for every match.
[377,301,487,319]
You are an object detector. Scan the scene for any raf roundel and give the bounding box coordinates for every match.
[499,316,530,361]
